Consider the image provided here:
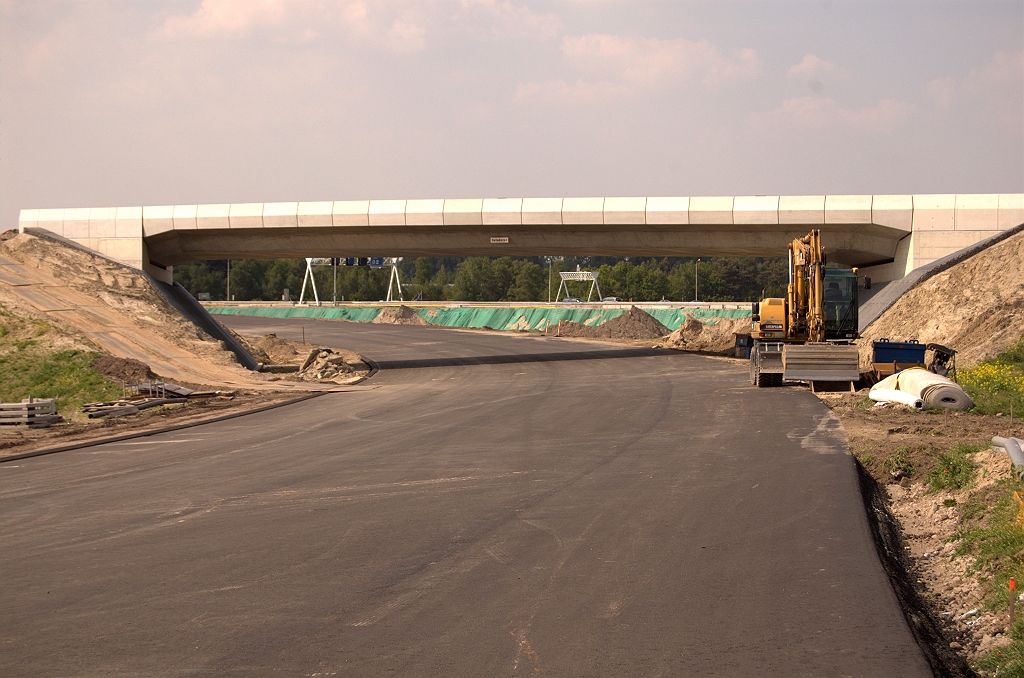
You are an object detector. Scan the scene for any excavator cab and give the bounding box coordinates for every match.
[822,269,858,341]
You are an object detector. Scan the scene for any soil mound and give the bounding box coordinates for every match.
[91,356,156,383]
[247,333,304,364]
[559,306,669,340]
[859,230,1024,368]
[372,305,429,325]
[657,314,750,353]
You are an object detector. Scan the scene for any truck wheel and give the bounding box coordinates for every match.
[756,371,775,388]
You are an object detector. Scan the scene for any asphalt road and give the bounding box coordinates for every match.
[1,317,932,676]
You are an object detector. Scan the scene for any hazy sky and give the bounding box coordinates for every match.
[1,1,1021,231]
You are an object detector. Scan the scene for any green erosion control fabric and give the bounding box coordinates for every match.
[207,306,383,322]
[207,305,750,331]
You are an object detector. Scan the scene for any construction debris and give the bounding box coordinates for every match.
[0,397,64,428]
[297,348,363,382]
[81,381,235,418]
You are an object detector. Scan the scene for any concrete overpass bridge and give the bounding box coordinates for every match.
[18,194,1022,285]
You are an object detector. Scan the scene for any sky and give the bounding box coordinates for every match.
[1,0,1022,232]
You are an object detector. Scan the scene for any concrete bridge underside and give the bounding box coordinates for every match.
[144,223,901,267]
[18,194,1023,285]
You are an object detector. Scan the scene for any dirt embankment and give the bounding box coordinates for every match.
[825,392,1023,664]
[859,230,1024,368]
[0,233,264,386]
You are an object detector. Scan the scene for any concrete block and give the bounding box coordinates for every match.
[954,194,999,231]
[646,197,689,225]
[115,206,143,238]
[297,201,333,227]
[88,207,117,238]
[405,199,444,226]
[998,193,1024,229]
[37,208,65,237]
[142,206,175,236]
[871,195,913,232]
[825,195,872,224]
[173,204,199,230]
[444,199,484,226]
[734,196,779,225]
[63,207,91,239]
[369,200,405,226]
[97,238,143,267]
[18,208,39,233]
[604,197,646,225]
[778,196,824,225]
[482,198,523,225]
[333,200,370,227]
[912,194,955,231]
[229,203,264,229]
[860,233,915,283]
[195,204,228,230]
[522,198,562,225]
[562,197,604,225]
[916,230,1002,254]
[263,202,298,228]
[688,196,733,224]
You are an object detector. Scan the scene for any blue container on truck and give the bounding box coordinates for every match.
[872,339,926,364]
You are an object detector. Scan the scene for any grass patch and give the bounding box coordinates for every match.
[958,478,1024,677]
[959,337,1024,415]
[973,619,1024,678]
[882,445,915,478]
[926,441,986,492]
[0,303,121,416]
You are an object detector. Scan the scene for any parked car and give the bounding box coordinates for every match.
[561,297,582,303]
[601,296,623,302]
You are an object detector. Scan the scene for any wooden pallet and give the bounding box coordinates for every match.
[0,398,64,428]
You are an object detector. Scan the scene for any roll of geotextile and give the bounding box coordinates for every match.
[869,388,924,410]
[895,369,974,411]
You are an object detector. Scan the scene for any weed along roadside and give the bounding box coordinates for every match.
[822,338,1024,676]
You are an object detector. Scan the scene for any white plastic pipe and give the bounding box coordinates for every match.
[869,388,924,410]
[992,437,1024,479]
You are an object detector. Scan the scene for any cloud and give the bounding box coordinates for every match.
[753,96,910,130]
[518,33,761,103]
[787,54,838,80]
[922,49,1022,116]
[162,0,293,37]
[456,0,560,39]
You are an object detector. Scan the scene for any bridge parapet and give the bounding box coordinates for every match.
[18,194,1023,286]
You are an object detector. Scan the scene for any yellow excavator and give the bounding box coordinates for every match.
[748,230,861,389]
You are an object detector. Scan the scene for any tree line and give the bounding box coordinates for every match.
[173,256,789,303]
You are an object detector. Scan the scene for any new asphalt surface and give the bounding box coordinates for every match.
[1,317,932,676]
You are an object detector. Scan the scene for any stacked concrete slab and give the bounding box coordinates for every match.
[18,194,1023,285]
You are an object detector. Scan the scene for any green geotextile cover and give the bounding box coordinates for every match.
[207,306,383,323]
[207,305,749,332]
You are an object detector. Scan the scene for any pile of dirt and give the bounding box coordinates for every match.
[859,230,1024,368]
[657,314,750,353]
[296,348,368,383]
[91,356,156,383]
[245,333,305,365]
[372,305,428,325]
[558,306,669,340]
